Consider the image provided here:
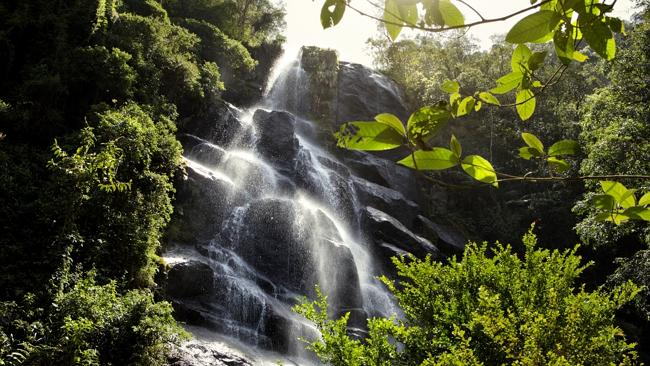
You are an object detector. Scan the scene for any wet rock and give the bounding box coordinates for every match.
[167,261,216,298]
[254,109,300,169]
[186,142,227,168]
[342,151,421,203]
[361,206,441,262]
[352,176,419,228]
[179,100,246,147]
[167,168,239,243]
[336,62,409,125]
[414,215,467,255]
[167,340,254,366]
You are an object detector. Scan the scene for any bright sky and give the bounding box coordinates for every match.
[280,0,638,66]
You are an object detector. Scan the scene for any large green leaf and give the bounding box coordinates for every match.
[511,44,532,72]
[506,10,562,44]
[490,72,523,94]
[595,212,630,225]
[593,194,615,210]
[583,19,616,60]
[320,0,346,29]
[438,0,464,27]
[478,92,500,106]
[455,96,475,117]
[441,80,460,93]
[548,139,579,156]
[384,0,403,40]
[600,181,633,207]
[407,104,451,141]
[398,148,459,170]
[639,192,650,206]
[623,207,650,221]
[516,89,536,121]
[462,155,498,187]
[519,147,544,160]
[547,157,570,172]
[521,132,544,154]
[528,51,548,71]
[375,113,406,136]
[399,3,419,26]
[450,134,462,157]
[335,121,404,151]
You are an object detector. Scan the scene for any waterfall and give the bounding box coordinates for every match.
[164,50,411,365]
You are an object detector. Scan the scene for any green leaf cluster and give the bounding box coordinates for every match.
[518,132,579,172]
[592,181,650,225]
[296,229,640,365]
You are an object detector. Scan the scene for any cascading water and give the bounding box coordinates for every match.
[164,48,424,365]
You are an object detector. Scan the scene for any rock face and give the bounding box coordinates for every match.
[164,47,468,363]
[336,62,409,125]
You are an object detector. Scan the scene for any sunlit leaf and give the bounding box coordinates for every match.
[519,147,543,160]
[462,155,498,187]
[623,207,650,221]
[335,121,404,151]
[399,3,419,26]
[490,72,523,94]
[639,192,650,206]
[511,44,532,72]
[320,0,346,29]
[407,104,451,141]
[384,0,403,40]
[375,113,406,136]
[478,92,500,106]
[438,0,464,27]
[583,19,616,60]
[441,80,460,93]
[506,10,562,44]
[600,181,632,207]
[595,212,630,225]
[548,139,579,156]
[516,89,536,121]
[456,96,475,117]
[398,148,459,170]
[450,134,462,157]
[547,157,570,172]
[521,132,544,154]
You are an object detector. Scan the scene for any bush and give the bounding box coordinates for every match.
[295,228,640,365]
[1,269,187,366]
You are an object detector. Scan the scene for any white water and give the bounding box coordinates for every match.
[164,51,398,365]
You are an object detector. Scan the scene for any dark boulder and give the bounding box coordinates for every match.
[167,261,215,298]
[179,100,248,148]
[336,62,409,125]
[414,215,468,255]
[343,151,421,203]
[352,176,419,228]
[361,206,441,263]
[253,109,299,169]
[167,167,240,243]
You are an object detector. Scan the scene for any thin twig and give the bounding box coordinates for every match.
[345,0,553,33]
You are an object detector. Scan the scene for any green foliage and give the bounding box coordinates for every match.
[296,229,640,365]
[575,8,650,247]
[0,269,187,365]
[48,103,182,287]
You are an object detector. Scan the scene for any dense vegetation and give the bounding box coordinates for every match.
[0,0,284,363]
[296,229,640,365]
[303,0,650,364]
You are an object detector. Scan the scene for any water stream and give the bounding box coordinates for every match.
[165,50,401,365]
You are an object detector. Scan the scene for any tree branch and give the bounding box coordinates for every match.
[345,0,553,34]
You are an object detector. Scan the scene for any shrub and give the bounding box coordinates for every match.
[295,228,640,365]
